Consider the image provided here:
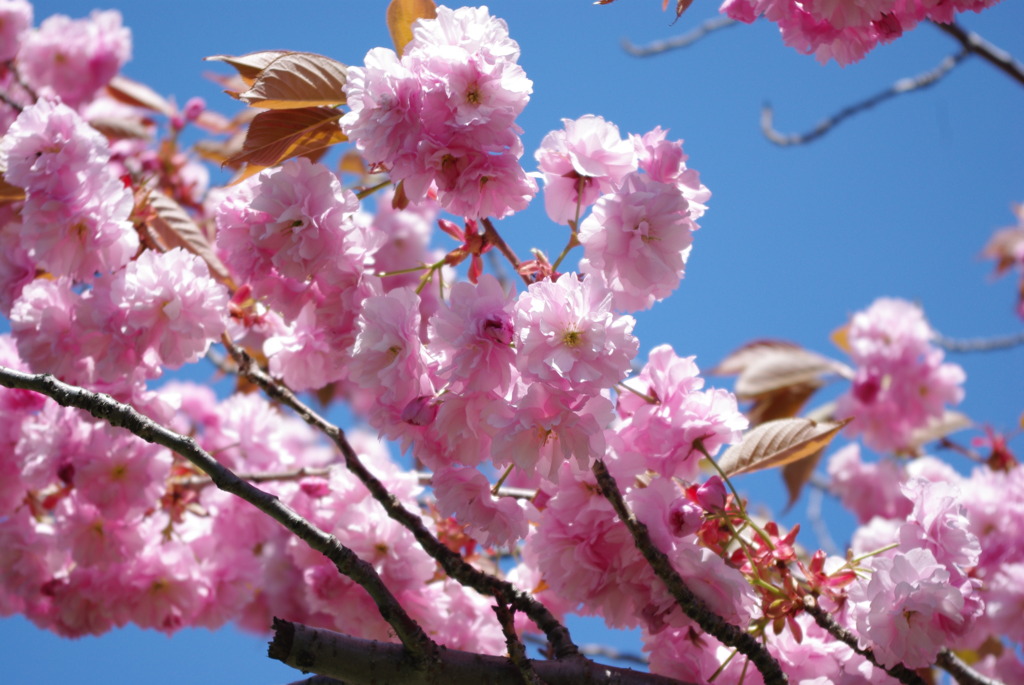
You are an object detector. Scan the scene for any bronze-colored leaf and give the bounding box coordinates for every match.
[0,176,26,203]
[387,0,437,56]
[106,75,174,116]
[782,446,826,511]
[710,339,803,377]
[226,106,346,171]
[143,190,233,284]
[672,0,695,19]
[88,116,152,141]
[747,383,821,426]
[734,348,853,399]
[236,53,348,109]
[206,51,294,87]
[717,417,852,477]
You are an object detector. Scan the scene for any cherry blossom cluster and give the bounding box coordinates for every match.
[536,116,709,312]
[0,3,1020,684]
[720,0,1004,65]
[834,297,965,453]
[829,444,1024,682]
[342,5,536,219]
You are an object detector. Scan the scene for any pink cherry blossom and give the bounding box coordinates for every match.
[514,272,638,395]
[0,98,138,280]
[0,0,32,62]
[612,345,747,480]
[579,173,695,312]
[428,273,516,394]
[535,114,637,225]
[105,248,229,370]
[835,298,965,453]
[848,547,978,669]
[432,465,533,548]
[17,10,130,109]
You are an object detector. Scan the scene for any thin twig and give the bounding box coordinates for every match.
[482,217,532,286]
[933,331,1024,352]
[590,460,788,685]
[933,20,1024,87]
[223,339,582,661]
[493,603,546,685]
[0,365,442,674]
[801,596,926,685]
[761,50,969,146]
[622,16,739,57]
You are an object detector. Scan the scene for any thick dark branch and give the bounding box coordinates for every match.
[270,618,693,685]
[0,365,440,673]
[933,20,1024,87]
[591,460,788,685]
[934,330,1024,352]
[223,341,581,661]
[622,16,739,57]
[761,50,969,146]
[801,596,926,685]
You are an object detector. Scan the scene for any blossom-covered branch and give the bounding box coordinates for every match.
[225,340,582,661]
[590,460,787,685]
[0,364,441,672]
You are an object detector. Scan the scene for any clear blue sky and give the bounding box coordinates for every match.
[3,1,1023,683]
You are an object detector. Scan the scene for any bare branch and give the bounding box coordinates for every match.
[622,16,739,57]
[801,596,927,685]
[590,460,788,685]
[933,20,1024,87]
[269,618,694,685]
[223,339,582,661]
[761,50,969,146]
[0,365,441,673]
[934,330,1024,353]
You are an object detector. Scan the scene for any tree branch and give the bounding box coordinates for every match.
[0,365,443,672]
[269,618,694,685]
[523,634,649,667]
[590,460,788,685]
[933,20,1024,87]
[223,339,582,661]
[761,50,969,146]
[936,649,1005,685]
[933,330,1024,352]
[622,16,739,57]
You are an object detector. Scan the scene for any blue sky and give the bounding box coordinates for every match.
[3,1,1023,683]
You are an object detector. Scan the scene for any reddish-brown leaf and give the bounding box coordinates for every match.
[0,176,26,203]
[717,417,852,477]
[235,53,348,109]
[106,75,174,116]
[387,0,437,56]
[88,116,152,141]
[143,190,232,284]
[206,51,294,87]
[782,446,825,511]
[747,384,821,426]
[226,107,346,171]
